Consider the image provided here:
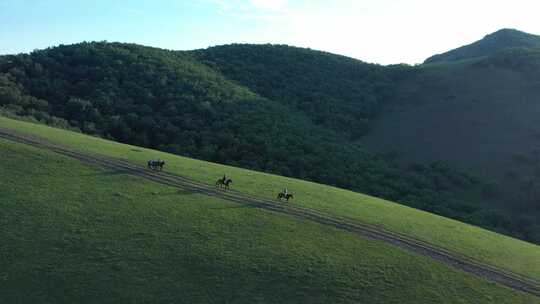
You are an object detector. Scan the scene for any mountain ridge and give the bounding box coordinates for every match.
[424,28,540,63]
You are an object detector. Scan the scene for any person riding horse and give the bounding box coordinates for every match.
[147,159,165,170]
[216,174,232,190]
[277,188,293,202]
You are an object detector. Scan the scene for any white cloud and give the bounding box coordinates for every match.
[201,0,540,64]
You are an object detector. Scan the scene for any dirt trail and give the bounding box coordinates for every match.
[0,128,538,297]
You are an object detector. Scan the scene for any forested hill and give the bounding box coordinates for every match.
[0,41,537,243]
[424,28,540,63]
[364,46,540,245]
[194,44,394,139]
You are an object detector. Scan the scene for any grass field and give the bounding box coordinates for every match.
[1,116,539,281]
[2,136,539,303]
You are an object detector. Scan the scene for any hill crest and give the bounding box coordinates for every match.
[424,28,540,63]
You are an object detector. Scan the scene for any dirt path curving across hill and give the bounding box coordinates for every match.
[0,127,538,297]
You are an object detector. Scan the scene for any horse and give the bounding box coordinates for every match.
[216,177,233,190]
[147,159,165,171]
[277,192,294,202]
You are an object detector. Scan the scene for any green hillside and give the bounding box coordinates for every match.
[3,36,540,244]
[1,41,516,245]
[1,116,539,303]
[424,29,540,63]
[195,43,540,243]
[2,115,540,278]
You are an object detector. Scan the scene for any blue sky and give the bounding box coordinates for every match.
[1,0,540,64]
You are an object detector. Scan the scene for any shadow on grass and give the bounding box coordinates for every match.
[208,204,257,210]
[84,169,132,176]
[144,189,201,196]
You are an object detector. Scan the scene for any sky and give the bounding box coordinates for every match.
[1,0,540,64]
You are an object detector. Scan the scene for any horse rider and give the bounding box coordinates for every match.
[283,188,288,196]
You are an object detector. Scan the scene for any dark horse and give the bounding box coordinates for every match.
[216,177,233,190]
[147,159,165,171]
[277,192,294,202]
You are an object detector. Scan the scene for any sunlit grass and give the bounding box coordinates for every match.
[2,138,538,303]
[1,115,539,281]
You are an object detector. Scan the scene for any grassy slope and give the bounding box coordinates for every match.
[1,116,539,281]
[1,137,538,303]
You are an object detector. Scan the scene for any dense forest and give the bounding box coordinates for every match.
[0,40,538,243]
[195,44,396,139]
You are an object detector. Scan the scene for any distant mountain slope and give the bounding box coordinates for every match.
[424,29,540,63]
[364,48,540,243]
